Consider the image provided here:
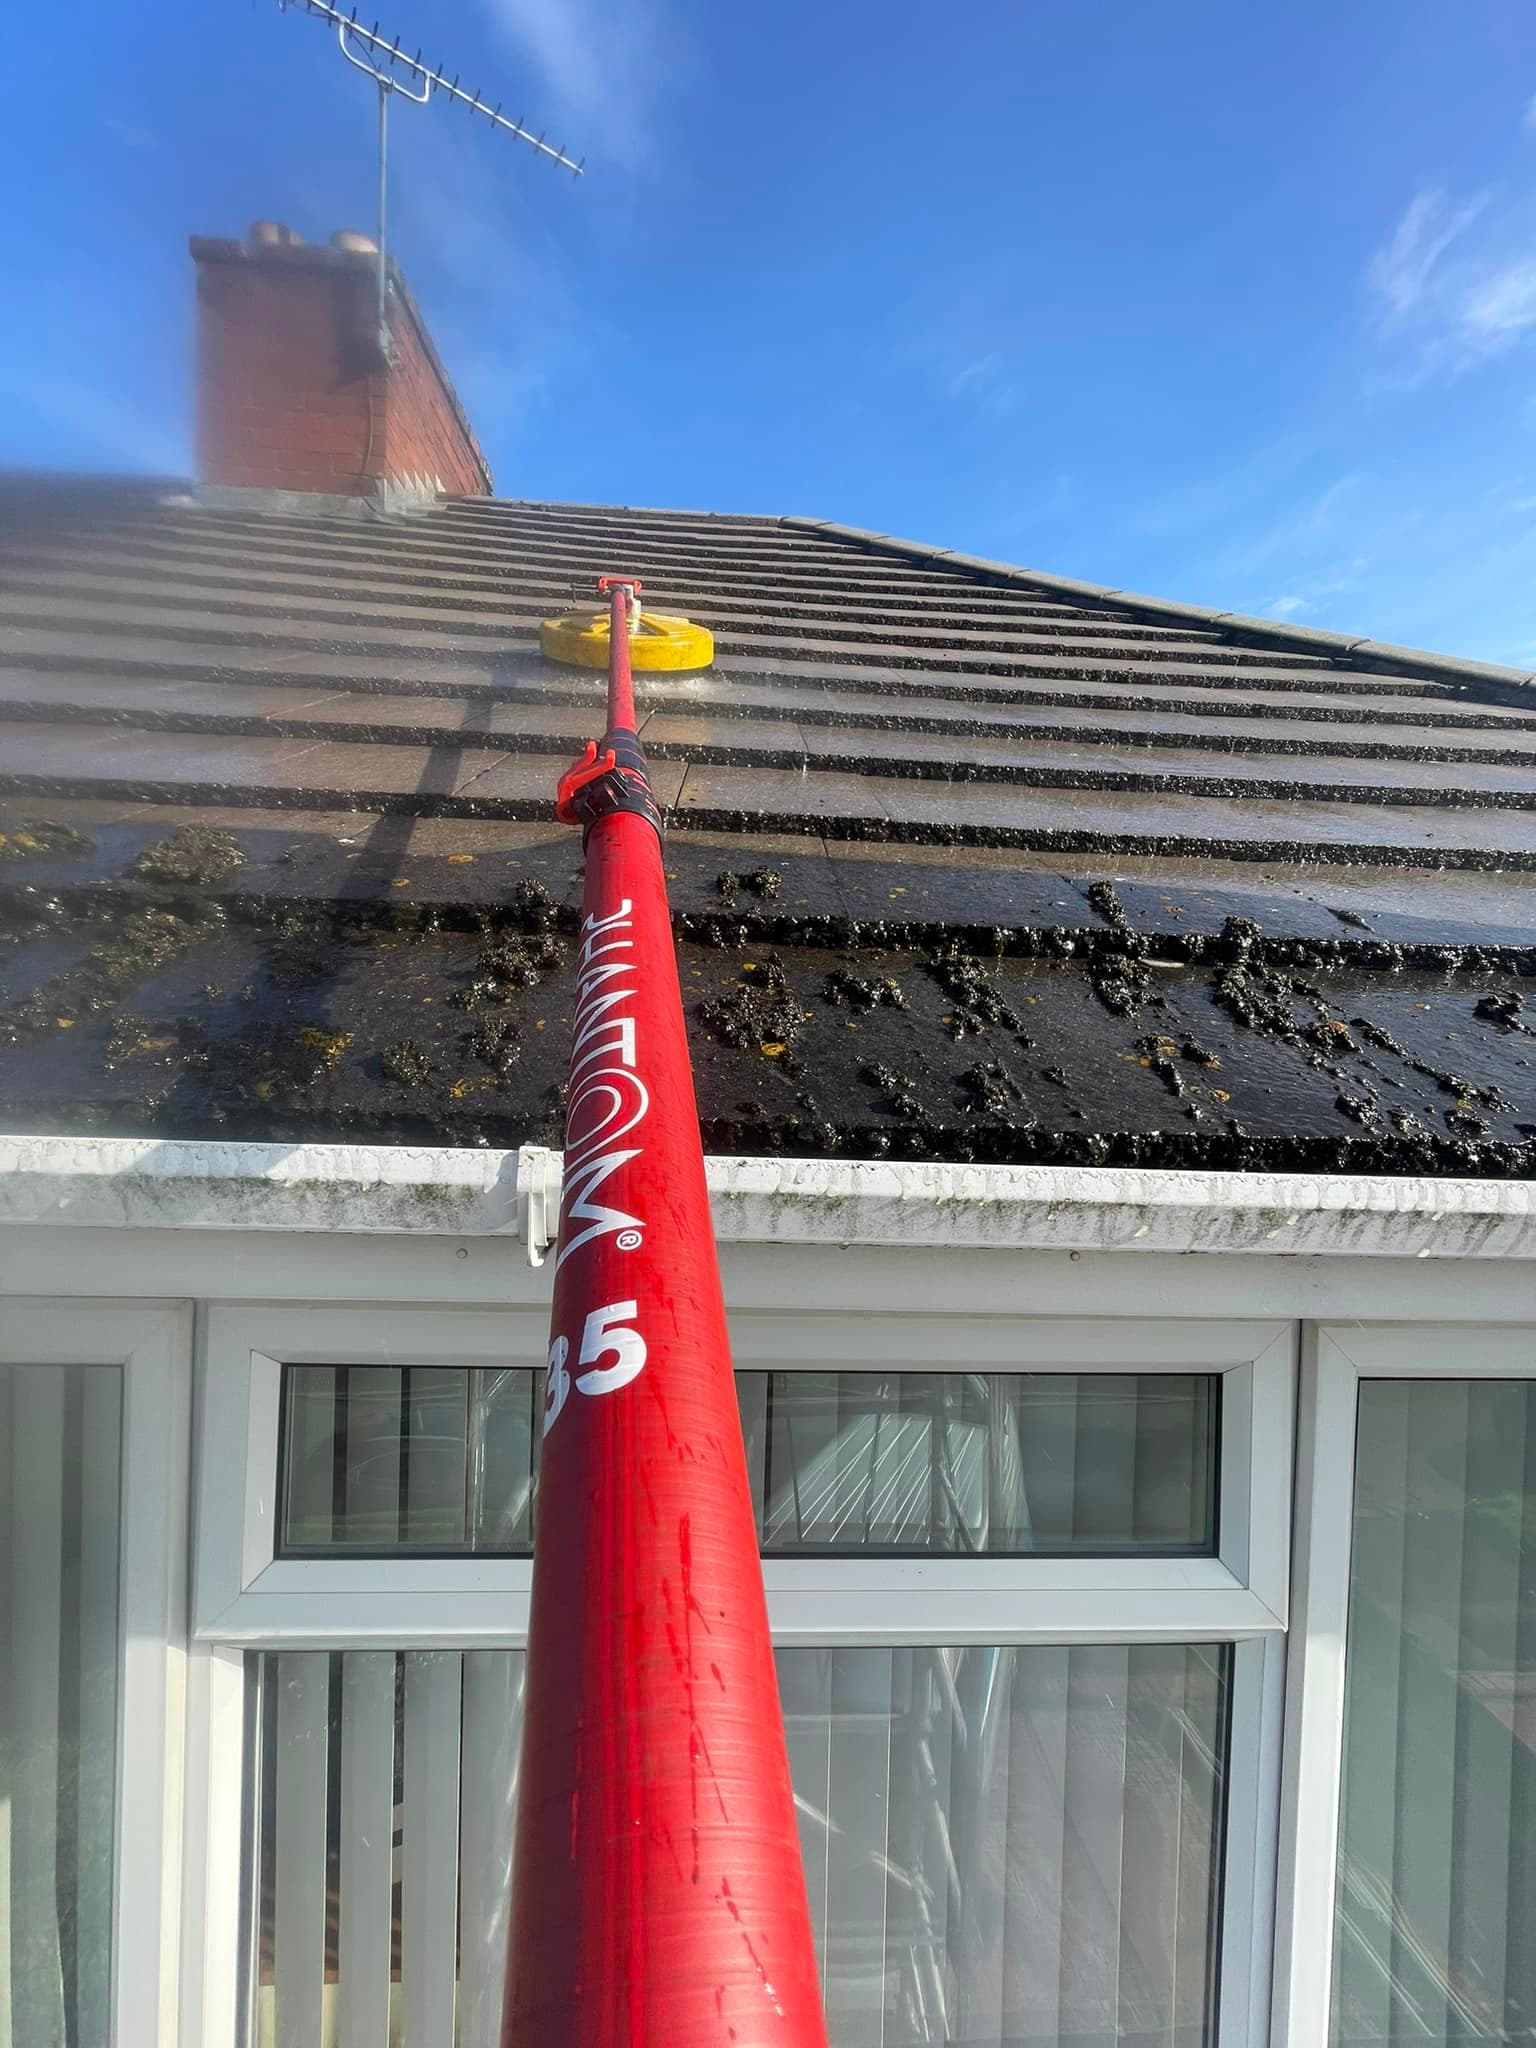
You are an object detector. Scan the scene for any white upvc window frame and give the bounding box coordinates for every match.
[195,1307,1291,1647]
[194,1306,551,1646]
[190,1302,1293,2047]
[1,1298,193,2048]
[1270,1321,1536,2048]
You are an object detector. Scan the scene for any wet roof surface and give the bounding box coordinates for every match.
[1,475,1533,1176]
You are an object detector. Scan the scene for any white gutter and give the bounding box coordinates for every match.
[0,1135,1531,1260]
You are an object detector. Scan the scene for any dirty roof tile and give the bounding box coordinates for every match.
[0,473,1531,1177]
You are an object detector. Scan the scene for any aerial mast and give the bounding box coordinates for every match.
[279,0,583,360]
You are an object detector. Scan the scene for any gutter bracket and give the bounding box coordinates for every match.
[518,1143,557,1267]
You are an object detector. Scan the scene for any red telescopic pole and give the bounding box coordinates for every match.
[502,582,829,2047]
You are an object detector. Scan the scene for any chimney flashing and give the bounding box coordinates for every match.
[192,478,443,520]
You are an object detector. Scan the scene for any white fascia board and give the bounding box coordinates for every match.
[0,1134,1532,1261]
[701,1155,1536,1259]
[0,1135,523,1235]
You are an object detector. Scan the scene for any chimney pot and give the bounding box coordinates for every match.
[249,220,304,248]
[330,228,378,254]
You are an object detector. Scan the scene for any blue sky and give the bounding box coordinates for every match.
[3,1,1536,664]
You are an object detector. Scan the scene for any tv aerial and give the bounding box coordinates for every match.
[278,1,584,359]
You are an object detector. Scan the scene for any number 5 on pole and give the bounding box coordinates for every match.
[575,1300,646,1395]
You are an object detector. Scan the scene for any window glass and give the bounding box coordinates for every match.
[279,1366,1216,1559]
[282,1365,541,1553]
[742,1370,1215,1554]
[249,1641,1229,2047]
[1331,1378,1536,2045]
[0,1364,122,2048]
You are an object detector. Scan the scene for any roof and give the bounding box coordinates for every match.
[1,472,1532,1178]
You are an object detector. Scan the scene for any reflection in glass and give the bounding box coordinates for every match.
[281,1365,540,1553]
[740,1371,1214,1555]
[250,1641,1229,2046]
[1,1364,122,2048]
[280,1365,1216,1560]
[782,1641,1228,2045]
[1332,1379,1536,2045]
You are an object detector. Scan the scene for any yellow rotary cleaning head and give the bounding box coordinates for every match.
[540,605,714,672]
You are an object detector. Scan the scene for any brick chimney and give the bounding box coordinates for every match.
[190,223,492,500]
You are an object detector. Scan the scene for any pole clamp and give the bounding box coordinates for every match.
[596,574,642,637]
[555,729,664,845]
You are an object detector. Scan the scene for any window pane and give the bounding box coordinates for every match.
[1331,1378,1536,2046]
[1,1364,122,2048]
[249,1641,1229,2046]
[280,1366,541,1553]
[744,1371,1215,1554]
[279,1365,1216,1558]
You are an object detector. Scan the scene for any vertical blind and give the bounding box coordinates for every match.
[250,1642,1228,2047]
[0,1364,122,2048]
[1332,1377,1536,2046]
[254,1652,523,2048]
[281,1368,1216,1559]
[782,1644,1227,2047]
[283,1366,542,1554]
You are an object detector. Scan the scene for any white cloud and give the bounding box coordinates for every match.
[1368,188,1486,323]
[1218,481,1536,668]
[1307,473,1365,531]
[477,0,685,168]
[1367,185,1536,383]
[1162,476,1376,629]
[1462,259,1536,343]
[950,355,998,393]
[944,353,1017,414]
